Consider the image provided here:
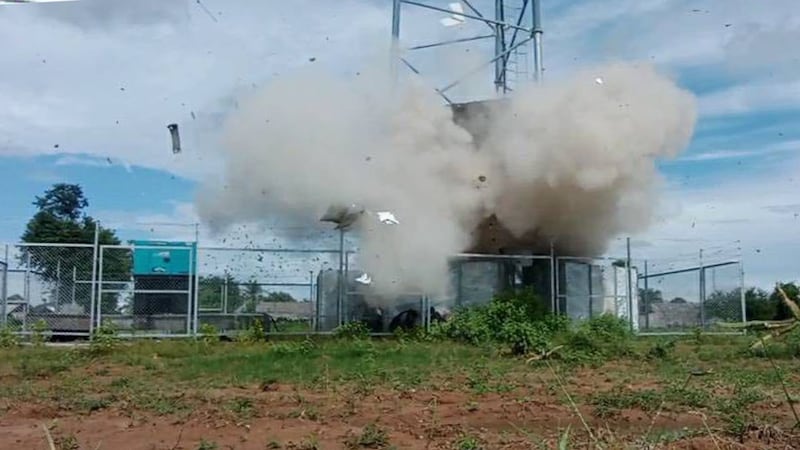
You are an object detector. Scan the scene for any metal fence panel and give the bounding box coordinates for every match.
[556,257,637,329]
[638,260,743,333]
[2,244,95,336]
[197,247,337,335]
[703,262,745,326]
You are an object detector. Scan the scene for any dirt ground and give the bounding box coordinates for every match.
[3,380,799,450]
[3,336,800,450]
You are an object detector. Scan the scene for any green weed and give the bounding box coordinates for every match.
[196,439,218,450]
[31,319,49,346]
[334,321,370,340]
[0,325,19,348]
[89,321,119,355]
[345,423,389,448]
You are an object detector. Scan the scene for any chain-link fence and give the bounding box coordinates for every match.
[0,232,747,338]
[451,253,554,309]
[556,256,638,330]
[638,260,744,333]
[197,247,339,335]
[1,247,8,328]
[1,243,96,336]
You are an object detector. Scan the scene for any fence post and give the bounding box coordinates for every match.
[23,251,30,332]
[186,245,194,336]
[309,270,315,332]
[89,222,100,337]
[587,264,593,319]
[643,260,649,330]
[337,228,344,326]
[343,249,350,325]
[739,261,746,326]
[96,242,104,332]
[192,225,200,336]
[549,241,556,313]
[1,244,7,327]
[626,237,633,332]
[698,249,705,329]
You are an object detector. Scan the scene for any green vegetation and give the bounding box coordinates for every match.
[1,289,800,448]
[21,183,129,314]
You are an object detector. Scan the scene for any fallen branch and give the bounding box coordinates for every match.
[40,423,55,450]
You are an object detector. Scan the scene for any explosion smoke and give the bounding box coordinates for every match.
[197,63,696,299]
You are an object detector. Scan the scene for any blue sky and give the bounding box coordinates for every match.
[0,0,798,289]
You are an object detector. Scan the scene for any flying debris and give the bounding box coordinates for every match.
[320,204,364,229]
[195,0,218,22]
[167,123,181,154]
[440,2,466,27]
[355,273,372,285]
[377,211,399,225]
[595,77,604,85]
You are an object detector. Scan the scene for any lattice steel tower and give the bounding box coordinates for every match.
[390,0,543,103]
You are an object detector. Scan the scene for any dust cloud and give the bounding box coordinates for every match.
[196,63,696,298]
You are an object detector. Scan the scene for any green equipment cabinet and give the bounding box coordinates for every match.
[130,240,197,315]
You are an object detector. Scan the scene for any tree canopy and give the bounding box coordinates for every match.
[21,183,129,313]
[705,285,798,322]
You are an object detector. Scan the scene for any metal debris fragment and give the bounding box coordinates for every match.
[355,273,372,285]
[377,211,399,225]
[167,123,181,154]
[195,0,218,22]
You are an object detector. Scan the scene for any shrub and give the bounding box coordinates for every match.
[89,321,120,355]
[31,319,49,346]
[198,323,219,345]
[562,314,633,362]
[334,321,370,340]
[0,325,19,348]
[646,339,676,360]
[433,289,567,355]
[238,318,266,344]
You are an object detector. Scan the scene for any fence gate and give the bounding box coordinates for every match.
[99,243,196,337]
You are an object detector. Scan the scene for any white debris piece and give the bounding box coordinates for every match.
[595,77,604,85]
[376,211,399,225]
[355,273,372,285]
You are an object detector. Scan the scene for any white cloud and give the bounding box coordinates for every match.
[1,0,799,294]
[609,154,800,289]
[699,79,800,117]
[0,0,388,179]
[673,140,800,162]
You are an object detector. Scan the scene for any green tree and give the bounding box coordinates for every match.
[198,275,244,313]
[242,280,262,313]
[638,287,663,314]
[20,184,130,314]
[705,287,774,322]
[263,291,296,303]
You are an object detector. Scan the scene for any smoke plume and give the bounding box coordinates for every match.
[197,63,696,298]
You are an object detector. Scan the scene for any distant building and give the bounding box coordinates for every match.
[255,301,312,320]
